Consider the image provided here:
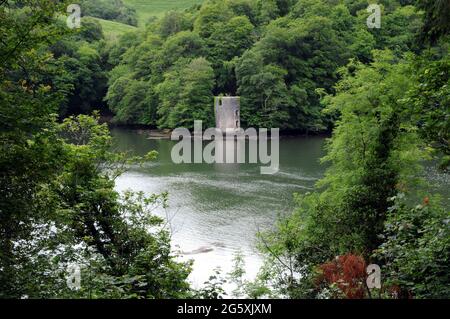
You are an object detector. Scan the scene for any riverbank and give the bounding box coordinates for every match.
[105,124,332,140]
[100,115,332,139]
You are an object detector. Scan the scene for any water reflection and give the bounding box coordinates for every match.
[110,128,449,288]
[111,128,327,287]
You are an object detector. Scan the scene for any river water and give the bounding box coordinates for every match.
[111,128,327,287]
[111,128,449,288]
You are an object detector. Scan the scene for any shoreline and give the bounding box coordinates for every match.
[107,124,332,140]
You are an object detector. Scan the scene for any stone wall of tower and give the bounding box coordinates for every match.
[215,96,240,131]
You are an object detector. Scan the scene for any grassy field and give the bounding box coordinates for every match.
[123,0,204,26]
[86,1,204,39]
[93,18,138,40]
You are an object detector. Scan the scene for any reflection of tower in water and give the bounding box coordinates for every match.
[213,138,245,173]
[214,96,242,172]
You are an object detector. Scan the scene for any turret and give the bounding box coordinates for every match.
[214,96,240,131]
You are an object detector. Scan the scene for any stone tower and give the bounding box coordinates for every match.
[215,96,240,131]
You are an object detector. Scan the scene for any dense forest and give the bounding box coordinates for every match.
[0,0,449,299]
[107,0,424,131]
[43,0,434,131]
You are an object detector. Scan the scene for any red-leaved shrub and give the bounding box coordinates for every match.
[317,254,367,299]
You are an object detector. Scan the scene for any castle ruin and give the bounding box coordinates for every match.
[214,96,240,131]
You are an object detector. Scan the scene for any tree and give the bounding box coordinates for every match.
[375,195,450,298]
[102,0,426,130]
[193,0,234,38]
[236,50,291,128]
[107,78,154,125]
[160,31,207,71]
[0,0,69,297]
[236,13,348,130]
[258,51,424,298]
[48,115,192,298]
[256,0,281,25]
[1,1,193,299]
[79,0,138,26]
[406,55,450,168]
[47,17,109,117]
[417,0,450,44]
[207,15,255,94]
[157,57,215,128]
[371,5,423,55]
[59,43,108,116]
[157,11,193,39]
[77,17,104,42]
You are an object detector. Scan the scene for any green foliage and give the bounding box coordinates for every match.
[1,112,194,298]
[375,195,450,298]
[193,268,227,299]
[157,57,215,128]
[206,15,255,94]
[3,0,449,300]
[370,5,423,55]
[158,10,194,39]
[80,0,138,26]
[107,31,142,66]
[417,0,450,44]
[109,0,416,130]
[236,11,350,130]
[406,54,450,169]
[46,17,111,118]
[48,114,192,298]
[57,42,108,116]
[193,0,234,38]
[122,0,204,26]
[0,1,70,297]
[76,0,445,132]
[106,0,430,130]
[226,251,275,299]
[107,77,155,124]
[317,52,424,252]
[236,52,291,128]
[161,31,207,67]
[1,1,193,299]
[257,51,430,298]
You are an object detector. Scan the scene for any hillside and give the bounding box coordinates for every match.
[85,0,204,38]
[94,17,137,40]
[123,0,204,26]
